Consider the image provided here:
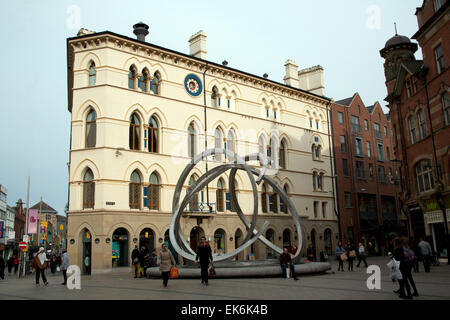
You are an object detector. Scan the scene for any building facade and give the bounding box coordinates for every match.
[66,24,338,274]
[0,185,16,259]
[331,94,406,255]
[380,0,449,256]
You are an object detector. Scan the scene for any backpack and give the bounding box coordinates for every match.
[403,248,415,263]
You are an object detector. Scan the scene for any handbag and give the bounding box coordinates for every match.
[349,250,356,258]
[169,266,179,279]
[133,257,139,264]
[340,253,348,261]
[209,265,216,277]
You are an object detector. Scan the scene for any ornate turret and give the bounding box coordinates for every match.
[380,33,418,82]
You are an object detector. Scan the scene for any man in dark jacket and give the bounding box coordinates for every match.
[131,246,140,278]
[195,237,213,285]
[280,247,299,280]
[0,253,5,280]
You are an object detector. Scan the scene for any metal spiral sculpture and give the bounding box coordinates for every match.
[169,148,303,262]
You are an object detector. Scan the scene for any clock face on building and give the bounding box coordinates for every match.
[184,74,202,96]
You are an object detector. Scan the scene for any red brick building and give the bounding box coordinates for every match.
[380,0,449,257]
[331,94,405,255]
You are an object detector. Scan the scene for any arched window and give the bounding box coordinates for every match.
[85,109,96,148]
[128,65,137,89]
[267,138,272,162]
[280,185,288,214]
[269,189,278,213]
[214,127,223,161]
[149,172,160,210]
[261,184,268,213]
[408,116,416,144]
[138,69,149,92]
[258,136,265,155]
[129,170,141,209]
[279,140,286,169]
[83,169,95,209]
[216,178,225,212]
[129,112,140,150]
[214,229,226,254]
[312,171,317,191]
[150,72,160,95]
[318,173,324,191]
[88,61,96,86]
[416,160,434,193]
[226,130,236,161]
[417,109,426,139]
[211,86,219,107]
[188,175,199,212]
[148,116,158,153]
[188,122,197,158]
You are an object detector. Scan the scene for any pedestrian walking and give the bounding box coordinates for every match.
[306,243,314,262]
[411,239,421,272]
[31,247,48,287]
[0,253,5,280]
[131,245,140,278]
[60,250,69,285]
[345,240,356,271]
[402,239,419,297]
[50,255,57,275]
[418,237,432,272]
[139,246,147,278]
[279,247,299,280]
[356,242,368,268]
[335,241,346,272]
[195,236,213,285]
[13,255,19,274]
[393,238,418,299]
[7,256,13,275]
[158,243,176,287]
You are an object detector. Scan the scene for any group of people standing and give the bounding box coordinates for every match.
[0,253,20,280]
[30,247,70,286]
[132,236,215,287]
[335,241,368,272]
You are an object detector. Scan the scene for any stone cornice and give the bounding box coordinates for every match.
[67,32,331,107]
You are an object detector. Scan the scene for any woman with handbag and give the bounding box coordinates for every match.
[345,240,356,271]
[335,241,346,272]
[32,247,49,286]
[158,243,176,287]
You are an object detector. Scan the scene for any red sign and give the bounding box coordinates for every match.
[19,241,27,250]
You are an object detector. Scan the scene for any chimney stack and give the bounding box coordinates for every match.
[133,22,149,42]
[189,31,207,60]
[284,60,299,88]
[298,66,325,96]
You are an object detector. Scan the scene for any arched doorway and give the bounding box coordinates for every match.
[81,229,92,275]
[112,228,129,268]
[324,229,332,257]
[266,229,276,259]
[283,229,291,249]
[189,226,205,253]
[214,229,226,255]
[139,228,155,254]
[310,229,317,260]
[164,230,178,262]
[234,229,244,260]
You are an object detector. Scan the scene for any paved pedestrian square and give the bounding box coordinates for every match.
[0,257,449,300]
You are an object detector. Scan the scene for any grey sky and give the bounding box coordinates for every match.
[0,0,422,215]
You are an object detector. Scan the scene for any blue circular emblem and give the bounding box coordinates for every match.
[184,74,203,96]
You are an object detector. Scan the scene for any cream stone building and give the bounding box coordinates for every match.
[66,23,339,274]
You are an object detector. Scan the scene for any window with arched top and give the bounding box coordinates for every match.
[416,160,434,193]
[148,116,159,153]
[216,179,225,212]
[188,122,197,158]
[318,173,324,191]
[312,171,317,191]
[83,169,95,209]
[279,140,286,169]
[280,185,289,214]
[188,175,199,212]
[138,69,149,92]
[129,170,141,209]
[408,116,416,144]
[211,86,219,107]
[417,109,426,139]
[128,65,137,89]
[226,130,236,161]
[151,72,160,95]
[214,127,224,161]
[258,136,265,155]
[85,109,96,148]
[226,180,237,212]
[129,112,140,150]
[261,184,268,213]
[89,61,96,86]
[148,172,160,210]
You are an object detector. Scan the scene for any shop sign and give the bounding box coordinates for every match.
[425,201,438,212]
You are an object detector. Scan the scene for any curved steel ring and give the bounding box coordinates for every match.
[169,148,303,262]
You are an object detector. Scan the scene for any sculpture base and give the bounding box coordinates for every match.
[146,259,331,278]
